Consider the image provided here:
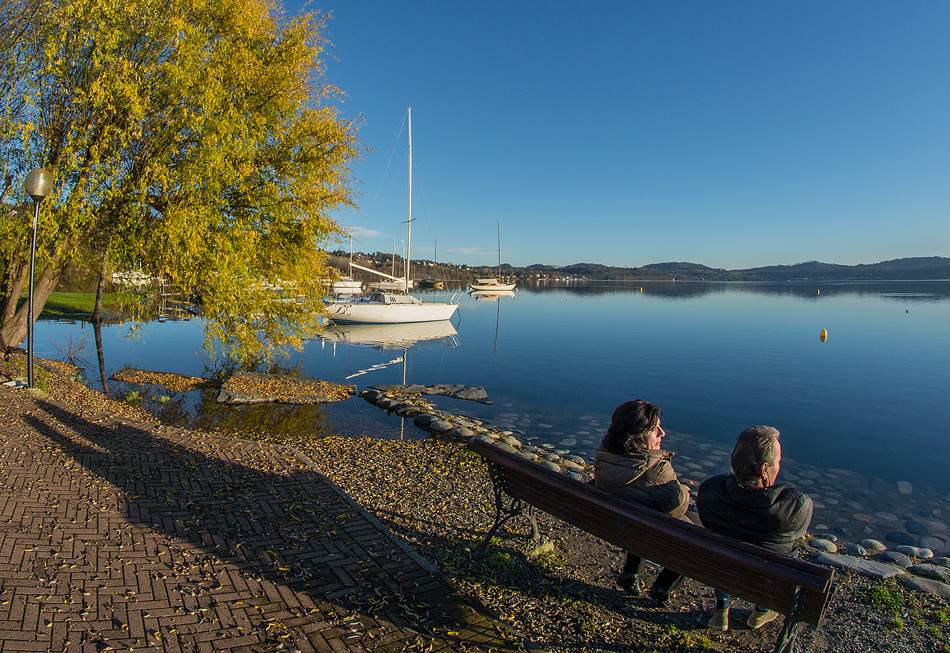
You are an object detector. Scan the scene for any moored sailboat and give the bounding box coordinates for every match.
[468,220,516,292]
[326,108,459,324]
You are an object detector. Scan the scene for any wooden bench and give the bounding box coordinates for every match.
[468,438,835,653]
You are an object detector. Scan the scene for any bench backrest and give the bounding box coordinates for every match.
[469,438,833,626]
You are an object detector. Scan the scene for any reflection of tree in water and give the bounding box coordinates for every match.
[190,391,337,442]
[111,358,340,444]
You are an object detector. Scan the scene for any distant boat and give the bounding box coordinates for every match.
[469,220,516,292]
[332,279,363,295]
[369,279,413,291]
[326,108,459,324]
[416,279,444,290]
[329,236,363,295]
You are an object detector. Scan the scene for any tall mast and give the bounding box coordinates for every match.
[406,107,412,290]
[497,219,501,276]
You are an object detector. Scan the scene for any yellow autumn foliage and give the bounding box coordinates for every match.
[0,0,361,361]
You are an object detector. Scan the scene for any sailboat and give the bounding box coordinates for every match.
[331,236,363,295]
[326,108,460,324]
[469,220,516,292]
[369,237,412,291]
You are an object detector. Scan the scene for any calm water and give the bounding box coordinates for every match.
[33,280,950,498]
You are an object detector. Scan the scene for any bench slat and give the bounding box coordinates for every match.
[470,438,833,626]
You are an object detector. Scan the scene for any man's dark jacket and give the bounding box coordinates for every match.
[697,474,813,555]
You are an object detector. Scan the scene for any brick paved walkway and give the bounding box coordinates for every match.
[0,387,533,652]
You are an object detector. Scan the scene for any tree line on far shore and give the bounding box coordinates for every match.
[327,254,950,283]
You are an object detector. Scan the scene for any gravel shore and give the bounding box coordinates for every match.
[10,357,950,653]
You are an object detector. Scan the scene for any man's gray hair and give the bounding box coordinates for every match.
[731,425,781,485]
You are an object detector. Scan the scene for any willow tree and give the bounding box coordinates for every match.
[0,0,360,361]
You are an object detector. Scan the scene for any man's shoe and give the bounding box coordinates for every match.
[746,608,779,630]
[617,572,643,596]
[648,584,671,607]
[708,608,729,631]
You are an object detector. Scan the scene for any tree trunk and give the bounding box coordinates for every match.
[0,261,61,350]
[0,263,29,352]
[93,317,108,396]
[92,256,109,396]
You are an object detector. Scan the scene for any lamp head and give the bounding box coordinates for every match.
[24,168,53,202]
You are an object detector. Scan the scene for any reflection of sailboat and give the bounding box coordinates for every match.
[470,290,516,301]
[326,108,459,323]
[319,320,459,387]
[319,321,458,350]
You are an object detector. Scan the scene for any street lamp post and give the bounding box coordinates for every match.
[23,168,53,389]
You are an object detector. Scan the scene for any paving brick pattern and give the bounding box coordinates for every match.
[0,387,530,652]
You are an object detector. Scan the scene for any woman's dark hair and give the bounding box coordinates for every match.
[600,399,662,455]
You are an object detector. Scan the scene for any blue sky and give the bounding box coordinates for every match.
[286,1,950,270]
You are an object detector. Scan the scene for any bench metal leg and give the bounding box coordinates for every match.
[473,494,526,560]
[773,618,801,653]
[773,585,805,653]
[473,462,541,560]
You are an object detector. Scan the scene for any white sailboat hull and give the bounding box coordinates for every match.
[326,293,458,324]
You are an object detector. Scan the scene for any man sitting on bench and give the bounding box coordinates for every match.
[697,426,813,632]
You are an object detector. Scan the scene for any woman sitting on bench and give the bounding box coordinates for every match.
[594,399,690,604]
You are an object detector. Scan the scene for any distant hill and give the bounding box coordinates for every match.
[729,257,950,281]
[555,257,950,281]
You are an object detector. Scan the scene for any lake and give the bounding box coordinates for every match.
[33,279,950,550]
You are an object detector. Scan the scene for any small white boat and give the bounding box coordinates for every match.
[468,220,516,292]
[328,237,363,295]
[369,279,413,291]
[326,108,458,324]
[469,278,517,292]
[332,279,363,295]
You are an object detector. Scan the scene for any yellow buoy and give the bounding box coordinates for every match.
[820,328,828,343]
[817,289,820,295]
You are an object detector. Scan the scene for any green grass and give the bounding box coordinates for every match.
[485,551,516,570]
[658,625,715,651]
[887,616,905,630]
[862,580,905,613]
[534,550,560,571]
[16,292,117,319]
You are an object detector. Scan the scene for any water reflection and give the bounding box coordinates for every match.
[522,279,950,302]
[469,290,516,301]
[318,321,459,350]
